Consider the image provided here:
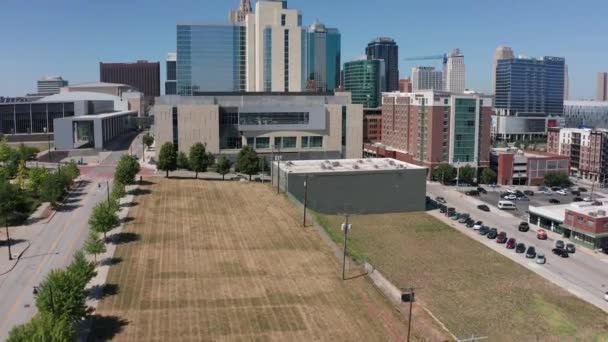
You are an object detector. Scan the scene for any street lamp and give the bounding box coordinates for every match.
[341,216,352,280]
[303,174,309,227]
[401,287,416,342]
[5,217,12,260]
[43,127,51,162]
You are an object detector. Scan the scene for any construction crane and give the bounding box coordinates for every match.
[403,54,448,64]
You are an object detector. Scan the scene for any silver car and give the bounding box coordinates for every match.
[535,253,546,265]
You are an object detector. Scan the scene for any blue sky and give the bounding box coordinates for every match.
[0,0,606,98]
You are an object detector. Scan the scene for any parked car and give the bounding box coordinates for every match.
[572,197,583,202]
[497,232,508,243]
[523,190,534,196]
[465,190,480,196]
[565,243,576,253]
[549,198,561,204]
[571,190,581,196]
[479,226,490,235]
[515,243,526,253]
[552,248,569,258]
[466,220,476,228]
[473,221,483,230]
[555,240,565,249]
[551,186,562,191]
[458,215,470,224]
[435,196,447,204]
[518,196,529,201]
[541,190,552,195]
[503,194,517,200]
[506,238,517,249]
[525,246,537,258]
[536,253,546,264]
[451,213,460,220]
[604,292,608,302]
[487,228,498,239]
[537,229,548,240]
[446,207,456,216]
[579,187,588,192]
[518,222,530,232]
[556,189,568,196]
[477,187,487,194]
[477,204,490,212]
[583,197,593,202]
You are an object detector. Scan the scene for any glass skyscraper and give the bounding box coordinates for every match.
[306,21,341,92]
[495,56,565,116]
[176,22,246,95]
[365,37,399,92]
[343,59,385,108]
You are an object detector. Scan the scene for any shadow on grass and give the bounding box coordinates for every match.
[87,315,129,341]
[129,188,151,196]
[120,217,135,224]
[137,180,155,186]
[103,256,122,266]
[111,232,140,245]
[120,202,138,208]
[88,283,120,300]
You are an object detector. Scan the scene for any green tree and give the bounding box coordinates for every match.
[0,167,8,181]
[35,268,89,323]
[157,142,177,178]
[480,168,497,184]
[61,161,80,181]
[111,181,126,201]
[16,143,39,161]
[544,171,571,187]
[458,165,475,184]
[0,179,28,226]
[143,133,154,150]
[216,155,232,180]
[84,232,106,263]
[7,314,74,342]
[39,172,66,207]
[189,143,212,179]
[16,160,28,189]
[28,167,49,197]
[177,151,189,170]
[0,136,11,163]
[67,250,96,287]
[114,155,140,185]
[236,145,259,181]
[88,202,120,240]
[432,163,456,184]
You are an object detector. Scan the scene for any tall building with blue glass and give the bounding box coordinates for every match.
[305,20,341,92]
[176,22,246,95]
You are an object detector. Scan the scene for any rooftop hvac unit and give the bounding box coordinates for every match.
[366,158,373,162]
[353,164,360,169]
[324,160,331,164]
[374,165,379,169]
[357,159,364,164]
[397,164,405,169]
[589,212,597,217]
[320,164,327,170]
[598,210,606,216]
[332,161,340,167]
[388,160,396,166]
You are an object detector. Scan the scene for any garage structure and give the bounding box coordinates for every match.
[272,158,427,214]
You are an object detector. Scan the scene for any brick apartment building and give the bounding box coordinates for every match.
[100,60,160,107]
[563,204,608,250]
[490,148,569,186]
[363,108,382,143]
[547,127,608,186]
[364,91,493,178]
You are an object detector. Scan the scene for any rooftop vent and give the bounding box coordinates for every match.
[589,212,597,217]
[366,158,373,162]
[357,159,364,164]
[388,160,396,166]
[598,210,606,216]
[374,165,379,169]
[320,164,327,170]
[353,164,360,170]
[332,161,340,167]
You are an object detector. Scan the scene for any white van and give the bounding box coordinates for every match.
[498,200,516,210]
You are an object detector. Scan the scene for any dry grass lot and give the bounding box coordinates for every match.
[90,179,418,341]
[315,212,608,342]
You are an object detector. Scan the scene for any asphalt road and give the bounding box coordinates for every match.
[427,182,608,313]
[0,132,140,339]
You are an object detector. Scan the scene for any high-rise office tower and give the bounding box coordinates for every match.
[598,72,608,101]
[444,48,465,93]
[492,46,514,94]
[343,59,385,108]
[230,0,252,23]
[564,64,569,100]
[165,53,177,95]
[365,37,399,92]
[493,56,565,141]
[412,67,442,91]
[37,76,68,95]
[100,60,160,105]
[305,20,341,92]
[245,0,305,92]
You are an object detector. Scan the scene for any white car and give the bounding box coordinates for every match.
[583,197,593,202]
[507,189,518,194]
[503,194,517,200]
[473,223,482,230]
[604,292,608,302]
[556,189,567,196]
[541,190,552,195]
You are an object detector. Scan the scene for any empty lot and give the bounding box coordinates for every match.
[91,179,417,341]
[315,212,608,341]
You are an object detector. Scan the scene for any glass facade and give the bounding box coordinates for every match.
[306,24,341,92]
[264,27,272,92]
[453,98,477,163]
[302,136,323,148]
[343,59,384,108]
[0,102,71,135]
[365,38,399,92]
[564,101,608,129]
[495,57,565,116]
[239,112,309,125]
[177,24,246,95]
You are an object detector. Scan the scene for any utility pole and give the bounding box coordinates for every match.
[401,288,416,342]
[106,181,110,203]
[341,215,352,280]
[5,219,12,261]
[303,174,308,227]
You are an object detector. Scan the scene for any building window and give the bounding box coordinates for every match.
[172,107,178,150]
[264,28,272,91]
[566,214,574,221]
[283,136,296,148]
[284,29,289,92]
[255,137,270,149]
[247,137,254,146]
[577,216,584,223]
[239,112,309,125]
[297,14,302,26]
[587,220,595,227]
[302,136,323,148]
[281,14,286,26]
[341,106,347,147]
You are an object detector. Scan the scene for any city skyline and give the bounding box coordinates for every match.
[0,0,607,98]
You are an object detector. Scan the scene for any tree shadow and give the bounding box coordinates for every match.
[120,217,135,224]
[87,315,129,341]
[111,232,140,245]
[120,202,138,208]
[88,283,120,300]
[103,256,122,266]
[137,180,154,186]
[129,188,151,196]
[63,198,82,204]
[56,204,80,212]
[344,271,368,281]
[0,238,27,247]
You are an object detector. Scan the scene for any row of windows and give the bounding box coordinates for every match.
[0,103,73,134]
[239,112,309,126]
[241,136,324,150]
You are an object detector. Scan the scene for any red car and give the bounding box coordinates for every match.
[506,238,516,249]
[496,232,508,244]
[537,229,547,240]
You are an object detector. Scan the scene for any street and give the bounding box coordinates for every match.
[0,131,142,340]
[427,182,608,313]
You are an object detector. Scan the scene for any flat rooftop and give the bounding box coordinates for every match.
[275,158,425,174]
[529,198,608,221]
[491,147,564,159]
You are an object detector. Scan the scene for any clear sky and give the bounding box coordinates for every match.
[0,0,606,99]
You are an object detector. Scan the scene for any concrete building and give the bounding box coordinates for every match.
[547,127,608,185]
[399,78,412,93]
[564,100,608,129]
[364,91,493,177]
[305,20,341,92]
[61,82,145,117]
[37,76,68,96]
[230,0,252,23]
[363,108,382,143]
[245,0,305,92]
[343,59,385,108]
[272,158,426,214]
[412,67,443,91]
[99,60,160,106]
[493,56,565,141]
[491,46,514,95]
[365,37,399,92]
[165,53,177,95]
[597,72,608,101]
[154,92,363,160]
[444,49,465,93]
[490,147,569,186]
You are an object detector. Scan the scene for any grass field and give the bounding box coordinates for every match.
[90,179,428,341]
[315,212,608,341]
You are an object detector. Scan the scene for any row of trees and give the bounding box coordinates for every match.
[0,137,39,179]
[157,142,235,180]
[432,163,571,187]
[8,154,140,340]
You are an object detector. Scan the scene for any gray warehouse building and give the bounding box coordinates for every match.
[272,158,427,214]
